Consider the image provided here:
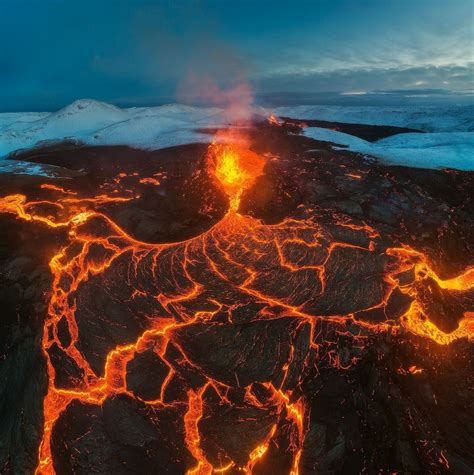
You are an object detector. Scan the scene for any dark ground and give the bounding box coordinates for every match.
[0,118,473,474]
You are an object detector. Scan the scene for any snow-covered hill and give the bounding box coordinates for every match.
[274,104,474,133]
[304,127,474,171]
[0,99,473,173]
[0,99,230,158]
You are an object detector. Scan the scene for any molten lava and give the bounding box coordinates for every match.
[267,115,283,126]
[0,140,472,474]
[207,143,265,210]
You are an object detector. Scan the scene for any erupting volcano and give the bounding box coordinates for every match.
[0,118,473,474]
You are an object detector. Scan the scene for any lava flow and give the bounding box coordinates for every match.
[0,138,473,474]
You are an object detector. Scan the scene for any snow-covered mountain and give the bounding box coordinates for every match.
[0,99,473,173]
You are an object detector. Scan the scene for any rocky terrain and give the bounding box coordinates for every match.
[0,118,472,474]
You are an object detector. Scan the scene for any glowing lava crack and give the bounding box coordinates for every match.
[0,142,472,474]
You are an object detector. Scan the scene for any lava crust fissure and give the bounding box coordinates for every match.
[0,120,473,474]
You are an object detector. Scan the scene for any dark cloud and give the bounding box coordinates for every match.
[0,0,472,111]
[257,63,474,95]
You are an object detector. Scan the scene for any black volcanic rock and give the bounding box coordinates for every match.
[0,117,472,474]
[51,396,193,474]
[48,343,85,389]
[279,116,423,141]
[126,349,170,401]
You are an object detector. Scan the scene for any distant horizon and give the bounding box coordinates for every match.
[1,88,473,114]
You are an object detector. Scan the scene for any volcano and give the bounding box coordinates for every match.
[0,117,473,474]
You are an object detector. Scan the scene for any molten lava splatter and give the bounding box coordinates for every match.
[0,141,472,474]
[207,142,265,210]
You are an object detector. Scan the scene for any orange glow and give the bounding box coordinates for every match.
[401,303,473,345]
[184,386,213,475]
[386,248,474,345]
[408,365,423,374]
[40,183,78,195]
[139,177,161,186]
[0,152,472,474]
[207,142,265,210]
[267,114,283,126]
[345,173,362,180]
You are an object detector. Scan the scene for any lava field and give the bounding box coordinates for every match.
[0,119,473,474]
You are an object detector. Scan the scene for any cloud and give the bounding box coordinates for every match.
[0,0,472,111]
[257,63,474,94]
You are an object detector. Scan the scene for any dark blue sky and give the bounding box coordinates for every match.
[1,0,472,111]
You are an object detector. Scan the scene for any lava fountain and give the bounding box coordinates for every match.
[207,142,265,211]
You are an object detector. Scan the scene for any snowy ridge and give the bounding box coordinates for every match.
[0,99,229,159]
[274,104,474,132]
[0,99,473,173]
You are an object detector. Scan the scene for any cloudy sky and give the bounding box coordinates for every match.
[1,0,472,111]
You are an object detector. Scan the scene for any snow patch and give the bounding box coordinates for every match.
[304,128,474,171]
